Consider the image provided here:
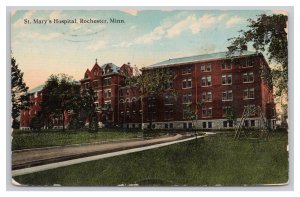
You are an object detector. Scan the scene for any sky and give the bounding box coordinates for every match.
[11,9,287,90]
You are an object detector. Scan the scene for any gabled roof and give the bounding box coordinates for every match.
[28,84,44,94]
[146,50,258,69]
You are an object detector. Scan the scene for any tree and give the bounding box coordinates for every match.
[228,14,288,97]
[80,87,98,132]
[126,67,176,130]
[11,56,31,129]
[41,74,80,131]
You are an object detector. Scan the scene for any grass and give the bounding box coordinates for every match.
[12,129,143,150]
[13,132,289,186]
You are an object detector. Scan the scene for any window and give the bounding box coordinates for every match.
[243,72,254,83]
[164,108,173,120]
[222,120,233,128]
[182,65,193,74]
[222,61,232,70]
[85,82,89,89]
[103,77,112,86]
[105,89,111,98]
[94,70,98,77]
[222,90,233,101]
[183,93,192,103]
[251,120,255,127]
[242,58,255,68]
[202,107,212,117]
[104,100,111,109]
[188,122,193,129]
[120,100,124,111]
[126,89,129,96]
[120,89,124,97]
[222,106,232,117]
[94,91,99,100]
[202,122,207,129]
[132,99,137,112]
[208,122,212,128]
[93,80,98,88]
[165,124,169,129]
[243,88,255,99]
[126,99,130,111]
[222,74,232,85]
[201,64,211,72]
[170,123,173,129]
[164,94,174,105]
[182,78,192,88]
[223,121,228,128]
[244,104,256,116]
[202,91,212,102]
[201,76,212,87]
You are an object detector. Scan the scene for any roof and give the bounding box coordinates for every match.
[28,84,44,94]
[28,80,80,93]
[101,63,120,74]
[147,50,258,69]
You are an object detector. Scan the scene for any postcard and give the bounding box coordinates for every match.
[10,9,289,187]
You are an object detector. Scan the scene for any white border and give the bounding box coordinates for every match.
[2,1,298,197]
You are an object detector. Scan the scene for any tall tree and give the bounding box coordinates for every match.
[41,74,80,131]
[11,56,31,129]
[126,67,176,129]
[228,14,288,97]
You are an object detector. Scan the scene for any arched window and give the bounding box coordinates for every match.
[119,99,124,111]
[132,98,137,112]
[126,98,130,111]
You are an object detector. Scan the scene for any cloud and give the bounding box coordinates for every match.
[167,14,225,38]
[114,13,227,48]
[17,31,61,41]
[13,11,36,28]
[122,9,138,16]
[136,26,166,44]
[272,10,288,16]
[138,14,226,43]
[87,40,107,51]
[225,16,244,27]
[49,11,62,20]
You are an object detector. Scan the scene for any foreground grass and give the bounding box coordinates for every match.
[12,129,143,150]
[14,132,288,186]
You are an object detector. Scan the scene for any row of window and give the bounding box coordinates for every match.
[123,119,257,130]
[163,89,250,105]
[182,72,254,89]
[179,58,255,75]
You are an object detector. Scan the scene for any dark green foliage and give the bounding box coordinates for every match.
[228,14,288,97]
[11,56,31,128]
[14,133,288,186]
[68,115,85,130]
[125,67,177,129]
[12,119,20,130]
[41,74,81,131]
[29,113,44,131]
[89,117,99,132]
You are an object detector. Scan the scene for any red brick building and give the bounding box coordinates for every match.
[20,50,276,130]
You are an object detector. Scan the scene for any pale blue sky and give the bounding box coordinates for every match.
[11,9,281,89]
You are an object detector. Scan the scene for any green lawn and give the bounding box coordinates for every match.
[12,129,143,150]
[13,132,288,186]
